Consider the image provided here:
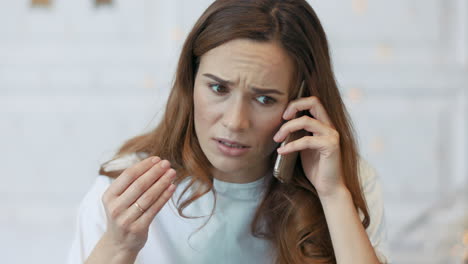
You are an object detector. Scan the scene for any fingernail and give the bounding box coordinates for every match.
[151,157,160,163]
[160,160,170,169]
[166,169,175,178]
[170,171,176,180]
[273,133,279,141]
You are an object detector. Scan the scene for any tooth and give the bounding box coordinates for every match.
[220,141,244,148]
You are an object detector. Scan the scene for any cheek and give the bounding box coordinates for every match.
[261,110,283,130]
[254,118,283,156]
[194,87,217,132]
[193,87,205,133]
[255,113,284,143]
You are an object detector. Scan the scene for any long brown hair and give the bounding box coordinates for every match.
[99,0,369,263]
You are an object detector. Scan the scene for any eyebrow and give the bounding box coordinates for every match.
[202,73,285,95]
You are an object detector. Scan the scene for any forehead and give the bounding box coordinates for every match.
[198,38,295,92]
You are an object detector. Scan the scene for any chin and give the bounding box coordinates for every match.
[209,156,247,173]
[200,138,275,175]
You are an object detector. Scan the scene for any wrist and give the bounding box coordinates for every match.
[101,232,141,261]
[318,186,351,208]
[85,232,140,264]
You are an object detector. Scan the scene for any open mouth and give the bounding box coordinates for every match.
[213,138,251,157]
[216,140,249,149]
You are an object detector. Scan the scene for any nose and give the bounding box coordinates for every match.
[221,97,251,132]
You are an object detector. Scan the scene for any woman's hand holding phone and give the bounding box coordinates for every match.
[98,156,176,255]
[273,80,307,183]
[272,83,347,200]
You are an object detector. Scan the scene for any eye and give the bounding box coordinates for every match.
[208,83,228,94]
[256,95,276,105]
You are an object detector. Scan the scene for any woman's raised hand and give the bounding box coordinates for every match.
[101,156,177,253]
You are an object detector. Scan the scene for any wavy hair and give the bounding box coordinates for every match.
[99,0,370,263]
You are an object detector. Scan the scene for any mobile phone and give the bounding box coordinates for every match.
[273,80,307,183]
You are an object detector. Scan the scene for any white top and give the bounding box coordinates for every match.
[66,153,391,263]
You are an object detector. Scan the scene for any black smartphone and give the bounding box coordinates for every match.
[273,80,308,183]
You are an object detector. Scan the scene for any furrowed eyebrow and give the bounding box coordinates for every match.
[203,73,235,86]
[202,73,285,95]
[251,87,284,95]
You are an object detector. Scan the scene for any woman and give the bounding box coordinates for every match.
[67,0,390,263]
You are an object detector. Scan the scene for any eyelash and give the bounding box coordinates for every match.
[207,83,277,105]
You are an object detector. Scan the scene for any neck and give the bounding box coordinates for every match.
[212,162,270,183]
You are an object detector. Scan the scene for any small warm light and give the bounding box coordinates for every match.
[450,244,461,256]
[31,0,52,7]
[347,87,363,103]
[170,27,184,41]
[143,76,155,89]
[463,230,468,245]
[352,0,368,15]
[376,43,394,63]
[369,136,385,154]
[95,0,112,7]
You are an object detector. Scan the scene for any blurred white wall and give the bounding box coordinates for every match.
[0,0,466,263]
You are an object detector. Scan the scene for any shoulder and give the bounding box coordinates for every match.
[357,156,379,185]
[356,156,385,211]
[356,157,391,263]
[355,156,386,226]
[101,152,150,173]
[78,152,150,214]
[356,156,385,199]
[78,175,112,215]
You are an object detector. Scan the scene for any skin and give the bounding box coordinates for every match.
[193,38,295,183]
[87,37,380,263]
[192,38,381,263]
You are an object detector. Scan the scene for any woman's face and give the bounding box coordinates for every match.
[193,38,295,183]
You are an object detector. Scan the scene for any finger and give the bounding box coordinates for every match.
[277,134,339,155]
[122,168,176,224]
[282,96,334,128]
[107,156,161,197]
[116,160,172,210]
[136,180,176,227]
[274,115,333,142]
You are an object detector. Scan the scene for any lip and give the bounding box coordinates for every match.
[213,137,250,148]
[213,138,251,157]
